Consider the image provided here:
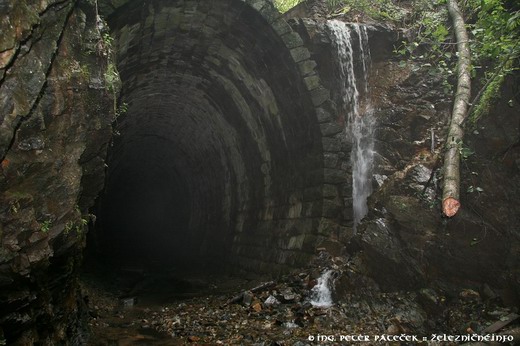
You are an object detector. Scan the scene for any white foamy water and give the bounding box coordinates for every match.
[310,269,335,307]
[327,20,375,231]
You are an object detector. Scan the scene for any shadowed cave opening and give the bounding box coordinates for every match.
[85,0,324,280]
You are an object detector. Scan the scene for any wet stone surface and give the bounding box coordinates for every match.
[81,253,519,345]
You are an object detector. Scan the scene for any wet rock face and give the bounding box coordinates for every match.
[352,63,520,300]
[0,0,113,343]
[291,14,520,300]
[291,15,520,303]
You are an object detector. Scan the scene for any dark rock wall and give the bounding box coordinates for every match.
[353,67,520,300]
[354,46,520,301]
[0,0,114,343]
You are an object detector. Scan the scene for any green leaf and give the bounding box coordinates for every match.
[460,147,475,159]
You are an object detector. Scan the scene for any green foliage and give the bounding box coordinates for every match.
[393,0,519,105]
[462,0,520,121]
[394,1,450,55]
[40,220,52,233]
[394,0,454,94]
[273,0,304,13]
[64,220,86,235]
[459,144,475,159]
[464,0,519,62]
[115,101,128,119]
[102,32,113,47]
[469,66,507,122]
[93,12,123,119]
[104,62,121,94]
[98,32,121,96]
[64,210,91,235]
[274,0,406,19]
[64,221,74,234]
[329,0,406,21]
[9,201,19,214]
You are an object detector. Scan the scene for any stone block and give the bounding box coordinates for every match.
[303,201,323,217]
[271,18,292,36]
[316,238,345,257]
[287,202,303,219]
[246,0,266,12]
[310,86,330,106]
[319,122,343,136]
[289,46,310,63]
[303,186,322,201]
[287,234,306,250]
[297,59,317,77]
[322,199,343,218]
[323,152,339,168]
[296,218,314,234]
[305,234,323,251]
[300,18,318,37]
[322,137,342,152]
[317,218,341,237]
[281,32,304,49]
[342,202,354,221]
[259,4,280,24]
[303,75,320,91]
[322,184,339,198]
[341,182,353,196]
[323,168,348,184]
[315,107,333,123]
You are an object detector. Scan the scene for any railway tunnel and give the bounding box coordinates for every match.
[90,0,341,274]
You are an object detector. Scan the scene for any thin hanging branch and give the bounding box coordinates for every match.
[465,40,520,123]
[441,0,472,217]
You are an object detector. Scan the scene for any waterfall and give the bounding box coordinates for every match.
[310,269,335,308]
[327,20,375,231]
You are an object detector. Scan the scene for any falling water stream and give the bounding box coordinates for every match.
[327,20,375,231]
[310,269,335,307]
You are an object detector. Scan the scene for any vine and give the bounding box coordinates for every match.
[93,1,122,118]
[462,0,520,123]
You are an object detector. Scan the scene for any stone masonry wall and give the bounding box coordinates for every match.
[95,0,347,274]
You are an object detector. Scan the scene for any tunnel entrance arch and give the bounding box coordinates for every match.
[90,0,341,274]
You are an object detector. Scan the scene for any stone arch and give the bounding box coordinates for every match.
[93,0,342,273]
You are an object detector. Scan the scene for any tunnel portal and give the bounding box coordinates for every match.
[92,0,334,273]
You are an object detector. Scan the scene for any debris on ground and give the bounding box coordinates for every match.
[81,252,519,345]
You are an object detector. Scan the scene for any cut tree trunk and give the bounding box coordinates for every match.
[442,0,472,217]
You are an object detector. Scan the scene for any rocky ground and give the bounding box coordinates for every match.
[80,252,519,345]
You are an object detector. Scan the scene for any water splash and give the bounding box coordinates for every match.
[327,20,375,231]
[310,269,335,308]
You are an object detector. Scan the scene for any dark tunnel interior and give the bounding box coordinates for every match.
[86,0,324,275]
